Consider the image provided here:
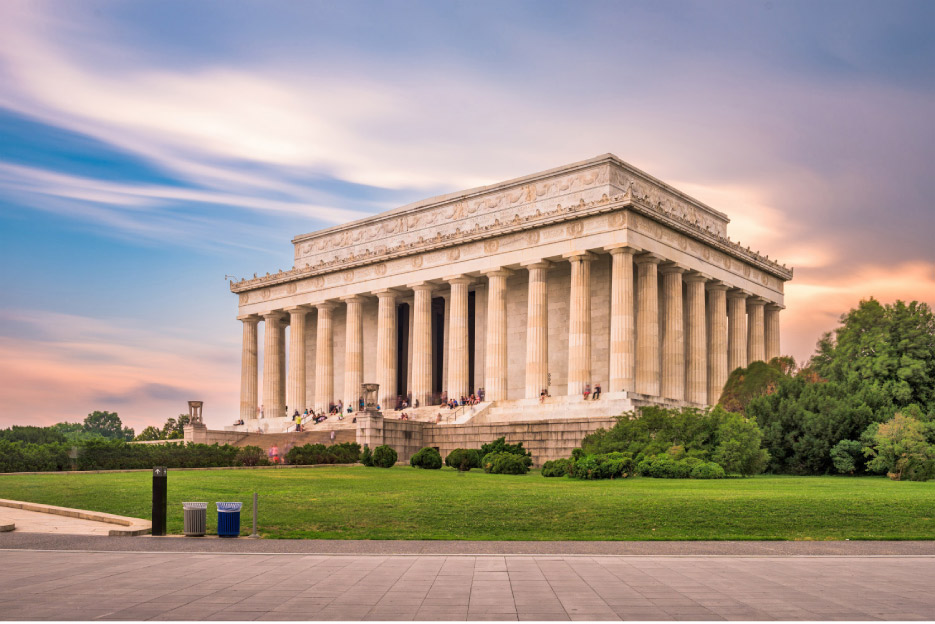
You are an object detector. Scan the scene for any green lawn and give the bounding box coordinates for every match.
[0,467,932,540]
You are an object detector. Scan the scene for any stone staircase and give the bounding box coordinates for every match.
[474,394,634,423]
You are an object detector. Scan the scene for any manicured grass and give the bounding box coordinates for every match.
[0,467,932,540]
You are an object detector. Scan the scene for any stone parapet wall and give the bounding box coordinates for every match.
[423,417,616,466]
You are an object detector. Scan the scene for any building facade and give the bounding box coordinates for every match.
[230,154,792,425]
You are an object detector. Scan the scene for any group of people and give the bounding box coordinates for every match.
[583,382,602,400]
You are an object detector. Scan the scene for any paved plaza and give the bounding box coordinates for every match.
[0,506,117,535]
[0,548,933,621]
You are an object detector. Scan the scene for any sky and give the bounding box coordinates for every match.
[1,0,933,432]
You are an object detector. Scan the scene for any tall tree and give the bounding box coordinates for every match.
[83,411,134,441]
[813,299,935,415]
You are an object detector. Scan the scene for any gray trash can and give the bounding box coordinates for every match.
[183,502,207,537]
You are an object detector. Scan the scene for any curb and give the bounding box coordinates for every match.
[0,518,13,532]
[0,499,150,536]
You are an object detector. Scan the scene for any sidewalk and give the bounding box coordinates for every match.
[0,506,117,535]
[0,550,933,620]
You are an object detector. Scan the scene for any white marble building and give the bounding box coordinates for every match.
[230,154,792,426]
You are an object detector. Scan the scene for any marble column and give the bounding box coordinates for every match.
[660,264,685,401]
[238,315,259,421]
[286,307,307,415]
[411,282,434,407]
[747,297,767,364]
[278,321,287,413]
[566,252,594,397]
[262,312,285,419]
[484,269,512,402]
[706,282,729,404]
[524,261,551,399]
[684,273,708,405]
[765,304,783,362]
[375,289,398,410]
[446,276,472,402]
[343,296,365,410]
[727,290,748,373]
[314,302,335,413]
[635,254,662,396]
[607,246,636,393]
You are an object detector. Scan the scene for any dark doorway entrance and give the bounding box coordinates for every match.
[396,303,409,401]
[468,290,476,395]
[431,297,445,402]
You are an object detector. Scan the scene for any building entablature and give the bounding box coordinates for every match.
[231,155,791,301]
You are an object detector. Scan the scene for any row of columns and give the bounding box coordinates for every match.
[239,247,782,420]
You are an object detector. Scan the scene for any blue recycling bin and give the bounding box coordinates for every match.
[216,502,242,537]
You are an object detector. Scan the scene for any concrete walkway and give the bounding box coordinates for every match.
[0,549,933,620]
[0,506,116,535]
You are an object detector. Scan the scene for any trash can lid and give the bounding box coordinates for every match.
[216,502,243,511]
[182,502,208,510]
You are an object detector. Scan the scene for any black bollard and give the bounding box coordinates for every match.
[152,466,167,536]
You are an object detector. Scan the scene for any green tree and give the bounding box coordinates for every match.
[718,358,792,415]
[830,439,863,474]
[134,426,164,442]
[712,414,769,476]
[863,413,935,481]
[162,414,191,439]
[83,411,134,441]
[813,298,935,416]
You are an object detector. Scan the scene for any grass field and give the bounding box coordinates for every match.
[1,466,932,540]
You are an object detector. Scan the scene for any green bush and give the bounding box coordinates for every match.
[569,452,637,480]
[0,439,70,473]
[235,446,269,467]
[445,448,481,471]
[541,458,573,477]
[372,445,397,468]
[410,447,442,469]
[482,452,529,475]
[830,439,863,474]
[361,445,373,466]
[480,437,533,468]
[286,442,360,465]
[690,462,726,479]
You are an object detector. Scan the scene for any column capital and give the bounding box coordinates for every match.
[315,301,337,312]
[727,288,750,301]
[605,243,641,255]
[261,311,287,321]
[237,314,260,323]
[683,271,710,284]
[746,296,769,309]
[659,262,687,276]
[482,267,514,278]
[373,288,402,299]
[444,274,474,286]
[340,294,368,304]
[766,302,785,311]
[283,305,310,314]
[521,259,552,270]
[563,250,595,263]
[634,252,664,265]
[407,281,437,292]
[705,280,730,292]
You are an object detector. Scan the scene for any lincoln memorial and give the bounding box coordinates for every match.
[229,154,792,440]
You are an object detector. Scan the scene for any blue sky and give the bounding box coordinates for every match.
[1,0,933,430]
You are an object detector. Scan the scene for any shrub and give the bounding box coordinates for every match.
[690,462,726,479]
[372,445,397,468]
[863,414,935,481]
[445,448,480,471]
[361,445,373,466]
[410,447,442,469]
[830,439,863,474]
[541,458,573,477]
[712,414,769,476]
[480,437,533,468]
[567,452,634,480]
[482,451,529,475]
[235,446,269,467]
[285,442,360,465]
